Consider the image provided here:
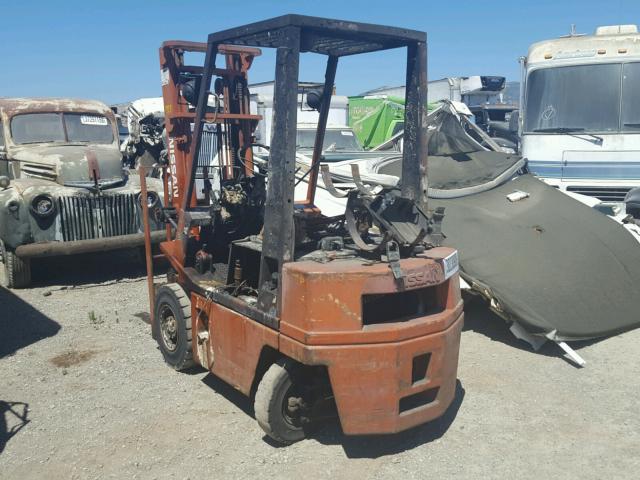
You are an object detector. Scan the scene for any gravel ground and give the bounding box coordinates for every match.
[1,250,639,479]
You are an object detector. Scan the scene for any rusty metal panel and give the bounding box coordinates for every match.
[194,295,279,396]
[280,255,459,338]
[0,97,115,119]
[279,312,463,435]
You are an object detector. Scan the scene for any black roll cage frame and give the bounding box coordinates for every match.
[185,14,430,315]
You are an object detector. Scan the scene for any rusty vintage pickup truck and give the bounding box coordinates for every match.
[0,98,165,288]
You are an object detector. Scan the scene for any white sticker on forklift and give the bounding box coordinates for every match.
[340,130,354,136]
[160,68,170,86]
[443,251,459,280]
[80,115,108,126]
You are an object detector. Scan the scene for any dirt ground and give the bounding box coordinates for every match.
[1,250,639,480]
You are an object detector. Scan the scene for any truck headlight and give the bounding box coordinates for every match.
[30,194,56,218]
[6,199,19,213]
[138,191,160,209]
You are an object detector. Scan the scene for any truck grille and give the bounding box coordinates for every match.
[197,129,218,171]
[57,194,139,241]
[195,126,225,179]
[566,186,633,202]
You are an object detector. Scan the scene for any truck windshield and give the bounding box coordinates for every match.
[296,128,363,151]
[11,112,114,145]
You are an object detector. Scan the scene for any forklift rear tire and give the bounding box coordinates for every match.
[153,283,195,371]
[254,358,307,444]
[0,241,31,289]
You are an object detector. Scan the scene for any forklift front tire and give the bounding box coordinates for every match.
[153,283,195,371]
[254,358,307,444]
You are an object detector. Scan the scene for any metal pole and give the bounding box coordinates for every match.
[257,27,300,315]
[306,55,338,206]
[139,166,156,328]
[402,40,428,212]
[177,42,217,250]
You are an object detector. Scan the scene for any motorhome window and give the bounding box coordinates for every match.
[64,114,114,143]
[0,122,4,147]
[296,129,362,151]
[11,113,66,144]
[622,62,640,132]
[11,112,114,144]
[525,63,621,133]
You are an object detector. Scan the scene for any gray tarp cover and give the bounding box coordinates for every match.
[432,174,640,340]
[379,109,640,340]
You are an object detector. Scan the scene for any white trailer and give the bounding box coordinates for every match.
[250,89,349,146]
[427,75,507,105]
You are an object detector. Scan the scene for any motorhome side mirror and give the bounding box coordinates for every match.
[306,90,323,111]
[625,187,640,219]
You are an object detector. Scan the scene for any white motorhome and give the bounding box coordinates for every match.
[249,88,350,148]
[520,25,640,205]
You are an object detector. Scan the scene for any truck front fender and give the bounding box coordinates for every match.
[0,187,32,250]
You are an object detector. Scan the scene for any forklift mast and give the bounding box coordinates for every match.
[160,42,261,208]
[158,41,263,263]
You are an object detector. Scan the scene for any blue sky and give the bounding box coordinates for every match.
[0,0,638,104]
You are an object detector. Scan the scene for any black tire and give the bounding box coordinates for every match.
[254,358,307,444]
[153,283,195,371]
[0,241,31,288]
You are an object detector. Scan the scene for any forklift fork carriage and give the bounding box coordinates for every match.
[142,14,463,442]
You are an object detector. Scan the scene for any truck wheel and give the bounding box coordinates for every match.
[0,242,31,288]
[153,283,195,371]
[254,358,309,444]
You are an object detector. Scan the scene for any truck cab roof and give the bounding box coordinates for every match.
[0,97,114,118]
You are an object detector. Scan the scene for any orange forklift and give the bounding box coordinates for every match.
[140,15,463,444]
